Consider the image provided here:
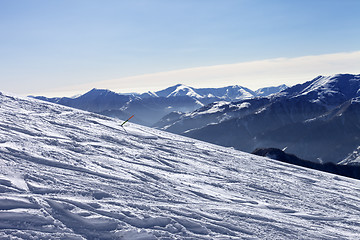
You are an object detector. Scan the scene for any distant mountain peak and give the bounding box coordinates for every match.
[154,84,185,97]
[301,74,360,94]
[300,75,335,95]
[33,82,288,127]
[88,88,112,93]
[255,84,288,97]
[281,74,360,108]
[82,88,117,97]
[167,85,202,98]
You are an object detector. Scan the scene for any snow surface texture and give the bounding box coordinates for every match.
[1,92,360,239]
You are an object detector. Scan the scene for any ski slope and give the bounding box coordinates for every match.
[0,92,360,239]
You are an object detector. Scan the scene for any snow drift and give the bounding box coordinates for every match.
[0,92,360,239]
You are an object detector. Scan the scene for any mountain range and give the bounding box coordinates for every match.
[32,84,287,126]
[1,91,360,239]
[157,74,360,164]
[33,74,360,165]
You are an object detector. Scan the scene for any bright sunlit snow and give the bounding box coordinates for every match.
[0,92,360,239]
[166,85,203,99]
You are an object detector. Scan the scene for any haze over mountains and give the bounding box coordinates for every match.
[33,84,287,127]
[1,91,360,239]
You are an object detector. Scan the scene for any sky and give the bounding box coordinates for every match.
[0,0,359,97]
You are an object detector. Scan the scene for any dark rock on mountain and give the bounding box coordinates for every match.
[153,111,184,130]
[255,97,360,163]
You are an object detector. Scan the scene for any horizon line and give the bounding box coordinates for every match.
[28,50,360,97]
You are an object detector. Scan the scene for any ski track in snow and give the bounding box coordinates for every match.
[0,93,360,239]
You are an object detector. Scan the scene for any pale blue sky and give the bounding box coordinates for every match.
[0,0,359,96]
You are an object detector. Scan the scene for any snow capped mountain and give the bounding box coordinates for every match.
[255,84,288,97]
[1,91,360,239]
[32,84,285,127]
[152,84,184,98]
[154,84,257,100]
[282,74,360,107]
[33,87,202,126]
[158,74,360,164]
[164,84,203,98]
[34,88,134,113]
[193,85,257,100]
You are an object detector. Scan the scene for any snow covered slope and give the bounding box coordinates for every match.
[1,92,360,239]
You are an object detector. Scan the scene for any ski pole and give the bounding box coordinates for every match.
[121,115,134,127]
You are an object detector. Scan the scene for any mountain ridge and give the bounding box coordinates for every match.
[158,74,360,164]
[32,84,287,126]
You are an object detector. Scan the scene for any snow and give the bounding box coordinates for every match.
[300,75,335,95]
[352,97,360,103]
[1,92,360,239]
[234,88,254,99]
[143,91,159,98]
[191,101,250,117]
[255,84,288,97]
[340,146,360,165]
[190,101,230,116]
[233,102,251,110]
[167,85,203,99]
[299,74,357,103]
